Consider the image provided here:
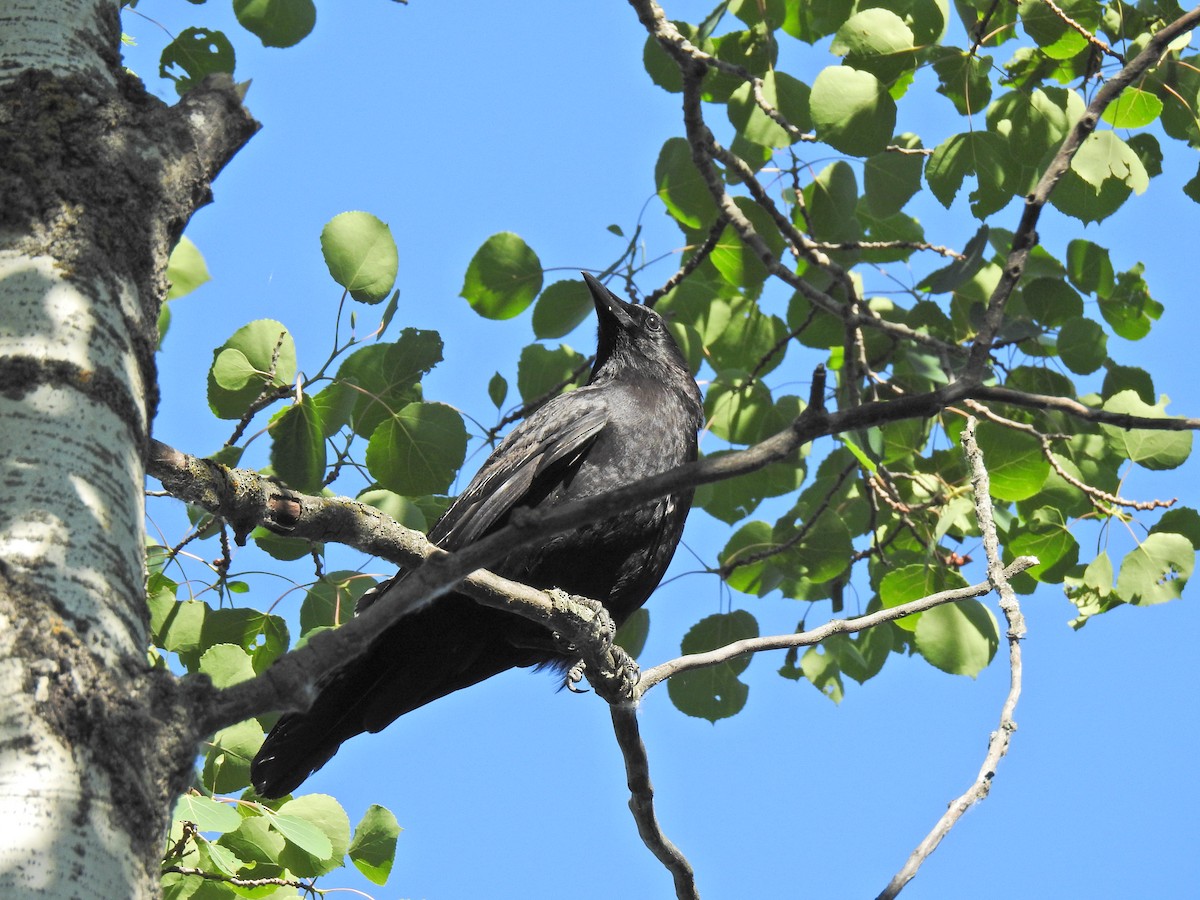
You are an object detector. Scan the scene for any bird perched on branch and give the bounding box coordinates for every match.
[251,272,703,798]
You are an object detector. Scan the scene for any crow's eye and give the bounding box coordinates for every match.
[645,313,663,333]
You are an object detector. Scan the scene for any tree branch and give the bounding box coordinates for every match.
[877,418,1027,899]
[610,704,698,900]
[638,558,1035,694]
[966,5,1200,374]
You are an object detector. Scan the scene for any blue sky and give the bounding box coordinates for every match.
[125,2,1198,897]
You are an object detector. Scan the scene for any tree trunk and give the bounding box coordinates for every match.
[0,2,256,894]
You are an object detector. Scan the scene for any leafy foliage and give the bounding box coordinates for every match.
[143,0,1200,893]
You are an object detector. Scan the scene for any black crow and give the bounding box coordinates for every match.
[251,272,702,797]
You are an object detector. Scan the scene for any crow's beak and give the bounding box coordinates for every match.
[582,272,635,329]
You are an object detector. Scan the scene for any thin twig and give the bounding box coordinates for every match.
[644,214,728,306]
[964,399,1177,512]
[876,418,1027,899]
[639,557,1035,693]
[1041,0,1125,63]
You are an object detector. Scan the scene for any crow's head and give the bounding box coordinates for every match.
[582,272,693,388]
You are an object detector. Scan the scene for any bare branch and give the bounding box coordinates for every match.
[972,383,1200,431]
[610,704,699,900]
[965,399,1178,512]
[638,558,1035,694]
[877,418,1027,899]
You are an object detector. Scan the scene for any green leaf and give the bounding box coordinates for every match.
[167,236,211,299]
[1102,364,1154,404]
[1070,131,1149,194]
[668,611,760,722]
[487,372,508,409]
[1184,162,1200,205]
[150,597,208,660]
[931,47,992,115]
[707,28,778,103]
[925,131,1008,214]
[1022,277,1082,327]
[782,0,855,43]
[1067,551,1120,629]
[1052,131,1149,224]
[376,288,401,338]
[718,520,778,596]
[1097,265,1162,340]
[986,88,1075,175]
[269,396,326,492]
[643,23,710,94]
[919,225,988,293]
[809,66,897,156]
[461,232,543,319]
[1100,391,1192,470]
[321,211,399,304]
[1152,508,1200,550]
[517,344,587,404]
[879,564,968,632]
[217,815,286,872]
[803,161,862,248]
[234,0,316,48]
[727,71,811,149]
[338,328,444,437]
[830,8,917,90]
[301,571,376,634]
[1008,507,1079,582]
[159,27,236,95]
[201,720,264,794]
[275,794,350,877]
[1019,0,1098,59]
[705,377,778,445]
[772,507,853,584]
[207,320,296,420]
[198,644,255,689]
[707,292,789,375]
[1057,317,1107,375]
[615,608,650,659]
[711,198,788,292]
[1101,87,1163,128]
[532,279,594,339]
[272,815,332,860]
[310,380,358,438]
[1115,533,1193,605]
[974,421,1049,502]
[173,794,242,834]
[211,348,258,391]
[657,281,733,347]
[365,402,468,496]
[348,805,402,885]
[196,836,244,878]
[695,449,806,524]
[798,646,845,703]
[358,489,427,531]
[863,134,923,216]
[914,600,999,676]
[655,137,718,230]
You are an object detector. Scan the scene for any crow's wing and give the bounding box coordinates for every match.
[430,388,609,549]
[253,390,612,798]
[355,388,608,617]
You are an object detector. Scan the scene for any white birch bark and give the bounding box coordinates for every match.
[0,2,209,896]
